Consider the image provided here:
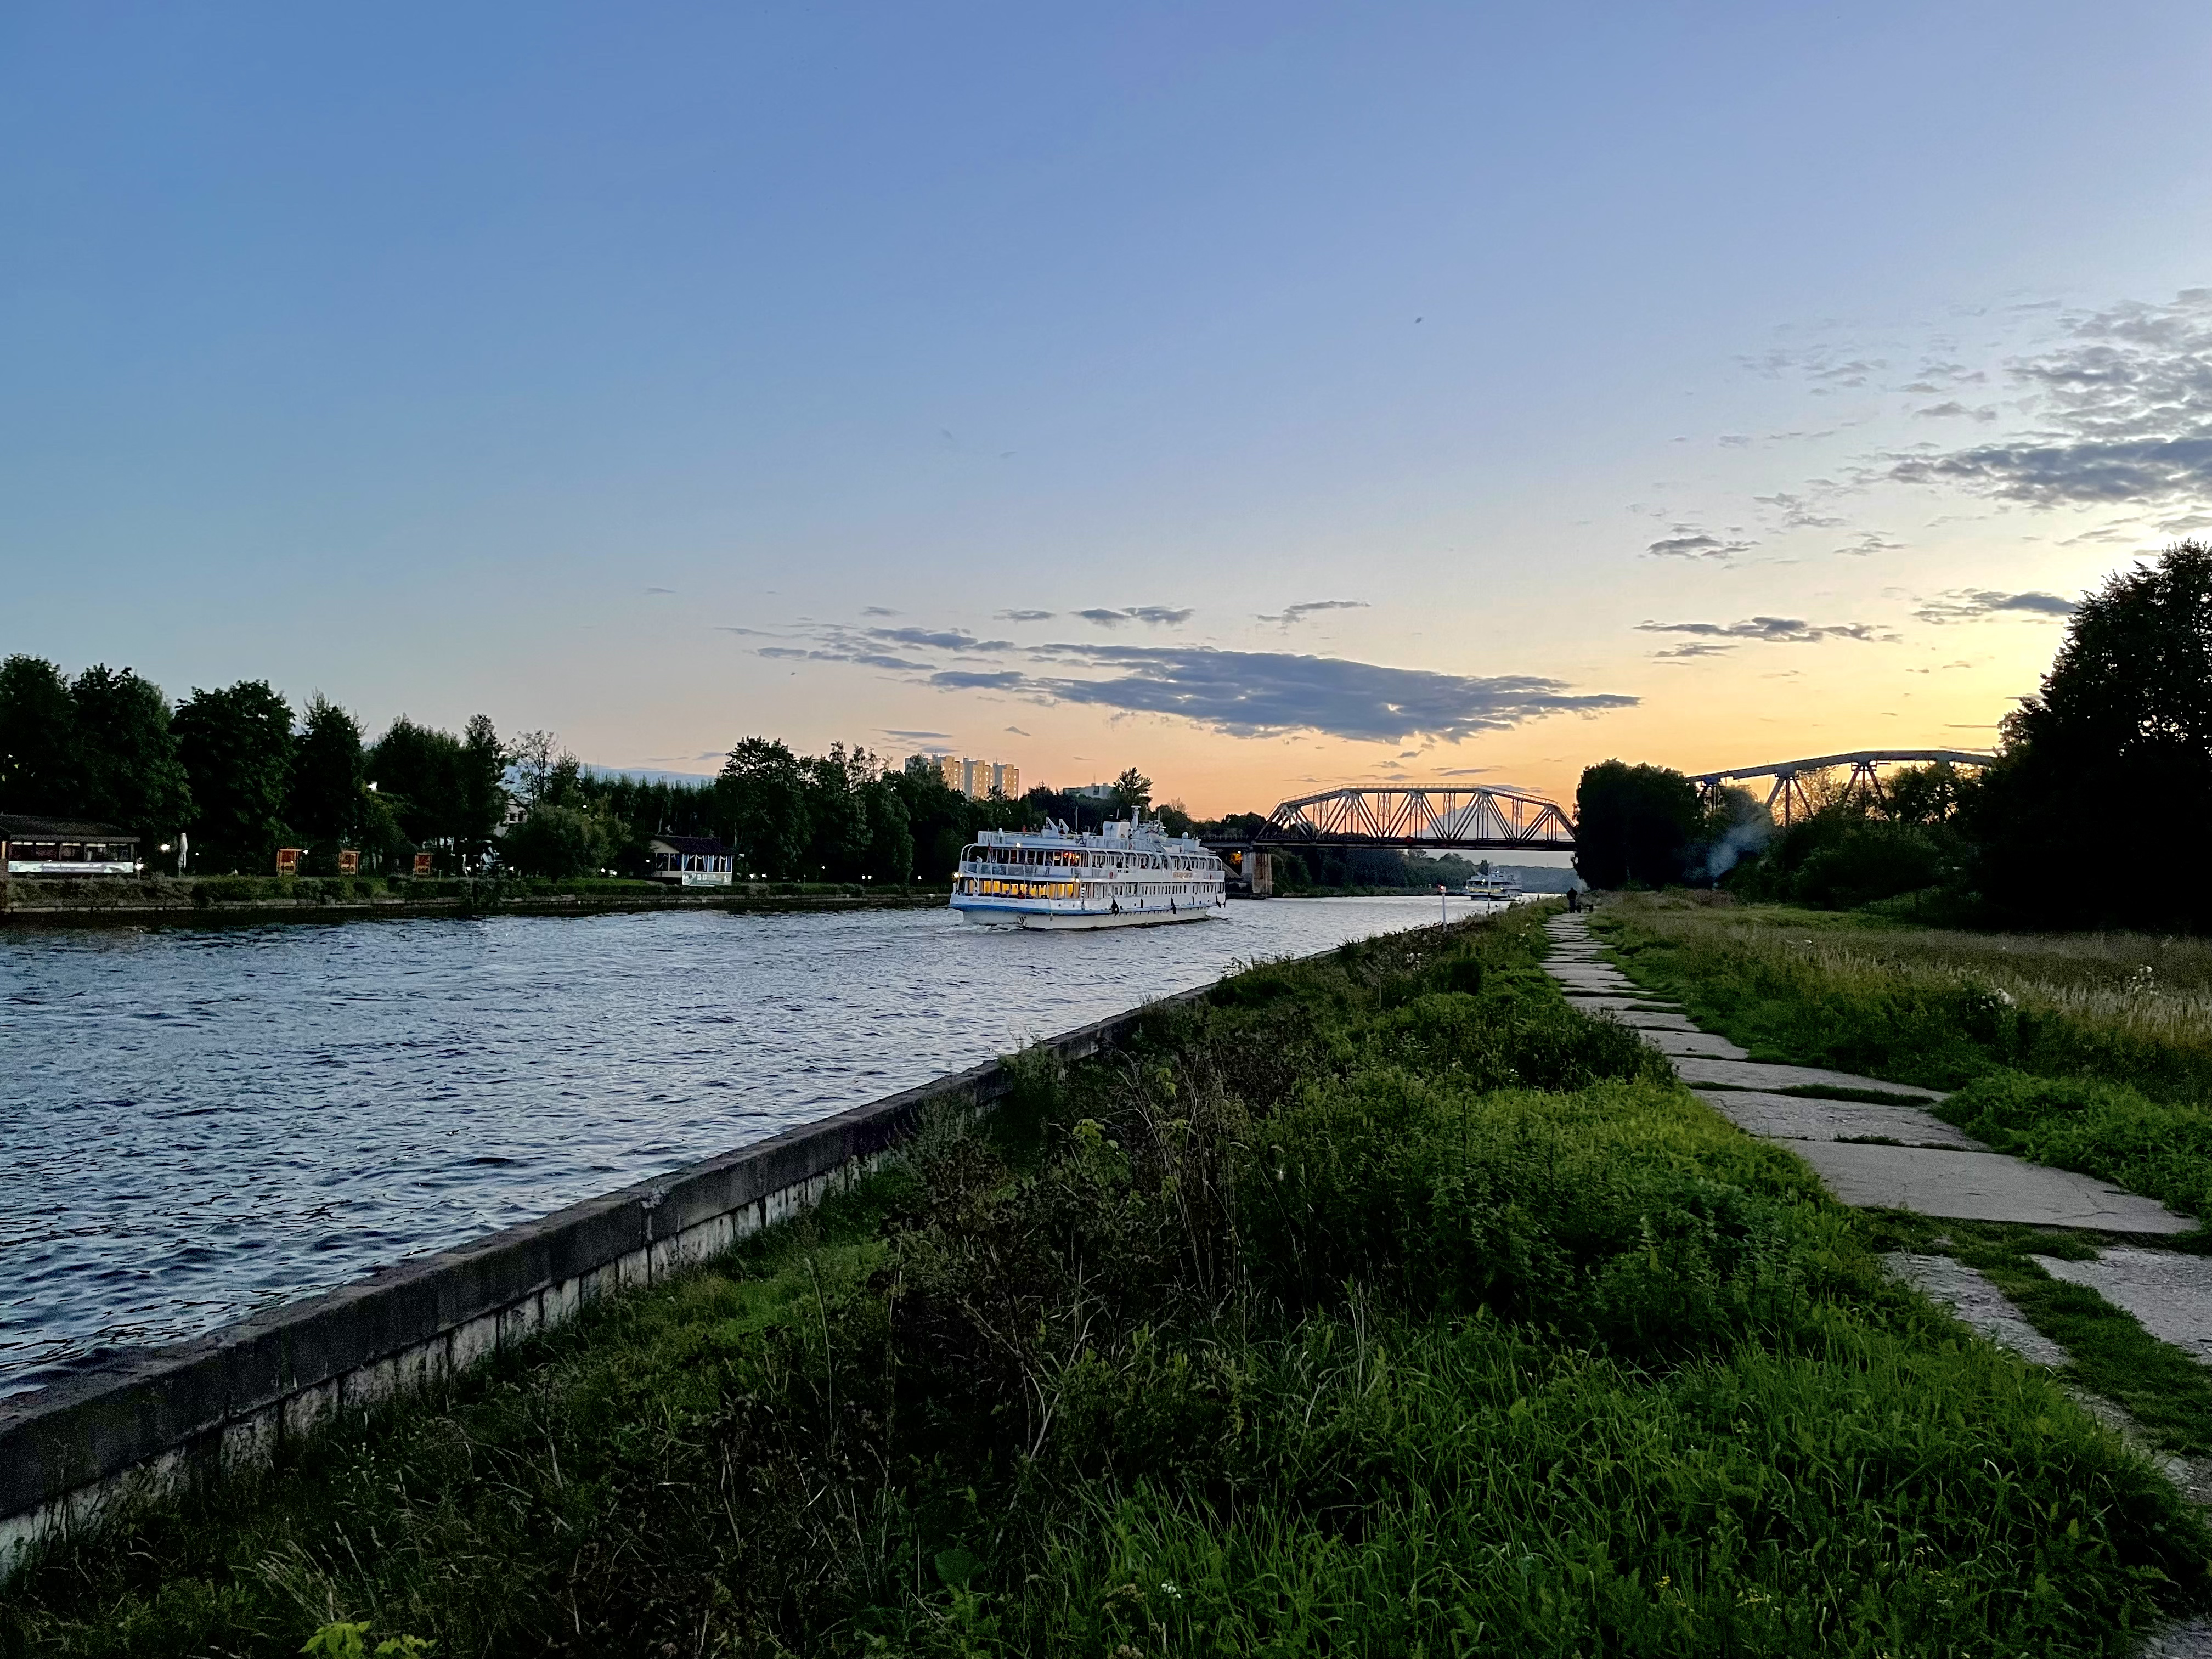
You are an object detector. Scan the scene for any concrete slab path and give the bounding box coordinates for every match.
[1696,1088,1985,1150]
[1673,1054,1946,1102]
[1883,1253,2069,1364]
[1638,1029,1752,1061]
[1796,1142,2194,1234]
[2036,1250,2212,1364]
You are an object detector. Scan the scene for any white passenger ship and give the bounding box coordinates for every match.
[951,814,1228,930]
[1463,867,1522,905]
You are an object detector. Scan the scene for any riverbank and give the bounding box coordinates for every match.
[6,903,2203,1655]
[0,872,949,927]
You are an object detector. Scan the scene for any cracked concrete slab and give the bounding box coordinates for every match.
[2141,1620,2212,1657]
[1671,1055,1947,1102]
[1883,1252,2069,1364]
[1696,1089,1986,1150]
[1795,1143,2194,1234]
[1599,1011,1702,1031]
[1638,1029,1751,1060]
[2034,1250,2212,1364]
[1559,996,1686,1013]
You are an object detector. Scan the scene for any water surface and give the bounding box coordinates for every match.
[0,896,1465,1396]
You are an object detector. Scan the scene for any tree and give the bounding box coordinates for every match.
[69,665,193,844]
[718,738,810,878]
[173,681,295,871]
[1112,766,1153,814]
[862,776,914,882]
[505,729,561,809]
[501,802,618,878]
[0,655,80,817]
[802,744,877,879]
[458,715,507,847]
[370,717,465,850]
[1968,541,2212,929]
[1573,760,1701,889]
[287,696,368,847]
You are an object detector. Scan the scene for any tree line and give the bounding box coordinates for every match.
[1572,540,2212,933]
[0,657,1181,884]
[0,658,509,874]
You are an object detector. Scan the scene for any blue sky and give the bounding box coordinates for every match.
[7,3,2210,811]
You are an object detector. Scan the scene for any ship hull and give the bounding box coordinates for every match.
[955,901,1220,930]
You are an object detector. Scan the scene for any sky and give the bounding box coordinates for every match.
[6,2,2212,816]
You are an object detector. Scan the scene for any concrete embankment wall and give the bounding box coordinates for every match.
[0,984,1210,1579]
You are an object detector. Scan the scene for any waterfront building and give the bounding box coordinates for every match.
[0,814,141,875]
[645,833,735,887]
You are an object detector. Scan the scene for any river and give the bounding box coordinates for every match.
[0,895,1475,1397]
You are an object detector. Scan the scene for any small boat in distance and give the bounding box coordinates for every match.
[1464,865,1522,905]
[951,812,1228,929]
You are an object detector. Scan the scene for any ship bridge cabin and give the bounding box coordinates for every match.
[645,834,734,887]
[1,814,141,876]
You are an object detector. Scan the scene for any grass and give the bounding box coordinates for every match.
[1590,895,2212,1104]
[1591,895,2212,1227]
[4,905,2207,1656]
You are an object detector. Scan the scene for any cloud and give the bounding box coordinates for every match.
[1718,434,1752,448]
[861,606,900,616]
[994,608,1056,622]
[934,642,1637,742]
[1650,642,1737,659]
[1257,599,1371,627]
[1645,524,1757,560]
[1891,289,2212,509]
[760,646,935,672]
[1075,606,1195,628]
[746,616,1635,743]
[1637,616,1901,644]
[645,585,677,595]
[865,626,1014,652]
[1911,589,2079,624]
[1914,400,1999,421]
[882,729,954,741]
[1753,492,1846,531]
[1003,725,1030,736]
[1835,532,1904,557]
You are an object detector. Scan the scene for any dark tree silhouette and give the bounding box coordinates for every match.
[1573,760,1701,889]
[1967,541,2212,929]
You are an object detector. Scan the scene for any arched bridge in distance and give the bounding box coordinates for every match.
[1200,752,1999,889]
[1689,748,1996,827]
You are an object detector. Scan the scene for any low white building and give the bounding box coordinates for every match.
[646,834,734,886]
[0,814,140,875]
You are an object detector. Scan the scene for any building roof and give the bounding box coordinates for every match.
[0,813,139,841]
[648,834,730,856]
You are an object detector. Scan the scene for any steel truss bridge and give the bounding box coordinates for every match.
[1206,785,1578,853]
[1689,749,1996,827]
[1200,751,2001,870]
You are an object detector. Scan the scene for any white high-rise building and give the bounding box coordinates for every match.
[936,757,1020,799]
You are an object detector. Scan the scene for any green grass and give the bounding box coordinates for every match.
[1590,897,2212,1232]
[1590,896,2212,1104]
[4,904,2206,1656]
